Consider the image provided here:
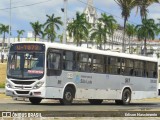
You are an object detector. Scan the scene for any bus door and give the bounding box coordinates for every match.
[46,49,62,87]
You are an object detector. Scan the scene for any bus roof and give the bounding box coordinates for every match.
[11,41,158,62]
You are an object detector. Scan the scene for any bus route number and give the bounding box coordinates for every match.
[125,78,130,83]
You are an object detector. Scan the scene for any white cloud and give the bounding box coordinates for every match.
[148,3,160,22]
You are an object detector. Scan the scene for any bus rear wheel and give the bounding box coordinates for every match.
[29,97,42,105]
[60,87,74,105]
[115,89,131,105]
[88,99,103,105]
[122,89,131,105]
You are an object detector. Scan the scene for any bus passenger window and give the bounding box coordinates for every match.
[92,55,104,73]
[146,62,157,78]
[78,53,92,72]
[47,53,60,70]
[123,59,134,76]
[63,51,76,71]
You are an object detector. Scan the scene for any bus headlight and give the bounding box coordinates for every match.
[6,82,12,88]
[33,82,44,89]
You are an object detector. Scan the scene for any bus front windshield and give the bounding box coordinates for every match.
[7,52,45,79]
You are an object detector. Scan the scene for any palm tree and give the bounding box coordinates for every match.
[125,23,136,53]
[135,0,159,20]
[17,30,25,42]
[67,12,91,46]
[44,14,63,42]
[114,0,136,53]
[42,28,56,42]
[90,23,108,50]
[0,24,9,48]
[58,34,63,43]
[30,21,43,41]
[98,13,117,50]
[136,18,157,55]
[155,18,160,36]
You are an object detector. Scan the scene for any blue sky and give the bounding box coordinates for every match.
[0,0,160,38]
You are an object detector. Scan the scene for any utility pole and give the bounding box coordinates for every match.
[63,0,68,44]
[8,0,11,48]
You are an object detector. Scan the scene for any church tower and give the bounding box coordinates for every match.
[84,0,97,24]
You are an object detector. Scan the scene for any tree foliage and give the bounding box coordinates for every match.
[0,24,9,48]
[43,14,63,42]
[30,21,43,41]
[136,18,157,55]
[67,12,91,46]
[17,30,25,42]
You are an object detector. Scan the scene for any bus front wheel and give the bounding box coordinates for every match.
[29,97,42,105]
[60,87,74,105]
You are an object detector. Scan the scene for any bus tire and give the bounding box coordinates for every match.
[122,89,131,105]
[88,99,103,105]
[115,89,131,105]
[60,87,74,105]
[29,97,42,105]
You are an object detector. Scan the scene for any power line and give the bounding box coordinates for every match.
[0,0,53,11]
[11,0,27,5]
[76,0,138,25]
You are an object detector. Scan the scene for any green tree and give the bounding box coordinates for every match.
[155,18,160,36]
[42,28,56,42]
[30,21,43,41]
[135,0,159,20]
[44,14,63,42]
[0,24,9,48]
[98,13,117,50]
[67,12,91,46]
[136,18,157,55]
[58,34,63,43]
[125,23,136,53]
[90,23,108,50]
[114,0,136,52]
[17,30,25,42]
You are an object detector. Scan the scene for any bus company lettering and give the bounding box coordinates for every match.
[150,79,157,83]
[80,75,92,84]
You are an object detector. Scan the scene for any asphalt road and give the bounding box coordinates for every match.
[0,96,160,117]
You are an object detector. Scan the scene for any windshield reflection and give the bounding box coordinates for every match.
[7,52,45,79]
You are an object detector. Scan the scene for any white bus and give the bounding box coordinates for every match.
[5,42,158,105]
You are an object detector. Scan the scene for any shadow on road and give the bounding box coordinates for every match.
[11,101,158,107]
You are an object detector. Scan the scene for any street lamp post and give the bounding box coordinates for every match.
[63,0,68,44]
[8,0,11,48]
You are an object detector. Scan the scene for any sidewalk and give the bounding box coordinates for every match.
[0,88,5,94]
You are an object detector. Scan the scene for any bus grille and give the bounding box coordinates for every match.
[16,91,29,94]
[11,80,35,85]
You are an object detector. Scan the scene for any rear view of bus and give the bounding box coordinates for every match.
[6,43,45,104]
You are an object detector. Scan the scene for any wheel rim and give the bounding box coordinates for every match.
[124,92,130,102]
[65,92,72,101]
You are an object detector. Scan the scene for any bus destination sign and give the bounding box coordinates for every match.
[11,44,45,51]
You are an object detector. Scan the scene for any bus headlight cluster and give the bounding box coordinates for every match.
[6,82,12,88]
[33,81,44,89]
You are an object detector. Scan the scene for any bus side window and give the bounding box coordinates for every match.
[145,62,157,78]
[92,54,104,73]
[63,51,76,71]
[47,52,61,70]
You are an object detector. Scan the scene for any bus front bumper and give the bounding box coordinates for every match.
[5,87,45,98]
